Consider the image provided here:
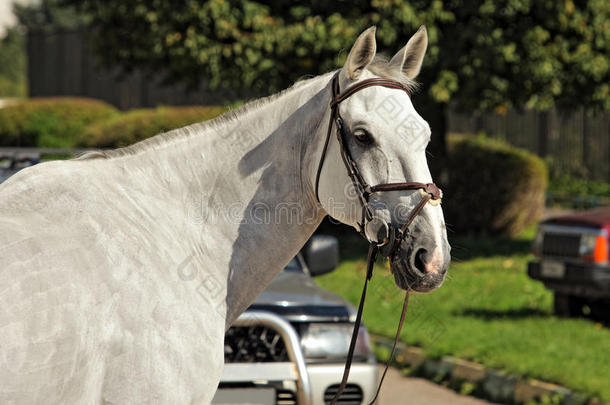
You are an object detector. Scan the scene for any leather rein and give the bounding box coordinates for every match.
[314,73,442,405]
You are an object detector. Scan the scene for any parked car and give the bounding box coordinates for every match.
[528,206,610,320]
[0,148,79,184]
[0,152,39,183]
[215,235,378,405]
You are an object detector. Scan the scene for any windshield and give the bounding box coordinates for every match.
[283,257,303,273]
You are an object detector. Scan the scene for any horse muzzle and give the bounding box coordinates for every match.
[389,225,450,292]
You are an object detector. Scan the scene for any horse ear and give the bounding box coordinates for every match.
[342,26,377,80]
[389,25,428,79]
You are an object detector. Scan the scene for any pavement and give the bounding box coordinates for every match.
[378,367,500,405]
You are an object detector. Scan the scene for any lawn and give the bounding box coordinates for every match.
[315,231,610,401]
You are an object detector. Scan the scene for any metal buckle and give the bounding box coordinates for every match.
[379,226,396,257]
[418,188,442,206]
[364,216,390,247]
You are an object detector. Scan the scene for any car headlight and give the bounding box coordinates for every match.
[580,232,608,264]
[300,323,372,360]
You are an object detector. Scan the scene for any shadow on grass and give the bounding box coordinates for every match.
[457,306,610,327]
[455,307,550,320]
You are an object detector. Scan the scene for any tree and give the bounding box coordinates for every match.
[0,29,27,97]
[14,0,86,31]
[0,0,87,98]
[60,0,610,162]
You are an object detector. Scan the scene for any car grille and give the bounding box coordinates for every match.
[224,326,289,363]
[276,389,297,405]
[542,233,581,258]
[324,384,363,404]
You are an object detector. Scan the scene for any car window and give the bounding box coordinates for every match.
[283,257,303,273]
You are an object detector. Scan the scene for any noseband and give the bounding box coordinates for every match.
[316,73,443,405]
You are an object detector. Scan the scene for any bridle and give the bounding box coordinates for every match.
[315,73,443,257]
[315,73,443,405]
[318,72,443,405]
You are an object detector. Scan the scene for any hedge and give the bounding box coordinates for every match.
[547,175,610,209]
[443,135,548,237]
[0,97,118,148]
[80,106,229,148]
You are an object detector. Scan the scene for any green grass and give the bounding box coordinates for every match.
[315,232,610,401]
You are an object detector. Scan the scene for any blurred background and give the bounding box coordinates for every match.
[0,0,608,404]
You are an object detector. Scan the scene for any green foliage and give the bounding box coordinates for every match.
[62,0,610,114]
[525,393,564,405]
[0,97,118,148]
[0,29,27,97]
[14,0,87,31]
[548,176,610,200]
[0,98,227,149]
[547,175,610,209]
[459,381,476,396]
[443,135,548,237]
[315,232,610,401]
[80,106,228,148]
[436,0,610,112]
[373,344,391,364]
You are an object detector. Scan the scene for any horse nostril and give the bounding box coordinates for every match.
[413,248,428,276]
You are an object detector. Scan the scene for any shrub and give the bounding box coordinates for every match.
[0,29,26,98]
[548,175,610,198]
[81,106,228,148]
[443,135,548,237]
[0,97,118,148]
[547,175,610,209]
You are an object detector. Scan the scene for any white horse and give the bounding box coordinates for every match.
[0,26,449,403]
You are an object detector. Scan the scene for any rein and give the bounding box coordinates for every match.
[315,73,443,404]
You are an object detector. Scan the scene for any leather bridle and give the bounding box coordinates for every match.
[315,73,443,405]
[315,73,442,258]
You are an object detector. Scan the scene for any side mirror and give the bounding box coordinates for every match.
[303,235,339,277]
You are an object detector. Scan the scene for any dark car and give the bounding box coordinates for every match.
[216,236,378,405]
[528,207,610,319]
[0,152,39,183]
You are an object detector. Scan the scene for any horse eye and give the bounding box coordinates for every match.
[353,128,373,145]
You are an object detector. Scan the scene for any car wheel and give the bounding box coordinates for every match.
[587,299,610,323]
[553,293,581,317]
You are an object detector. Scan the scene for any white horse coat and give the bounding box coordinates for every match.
[0,26,449,404]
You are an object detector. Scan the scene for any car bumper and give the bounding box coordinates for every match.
[215,361,378,405]
[307,362,379,405]
[527,261,610,298]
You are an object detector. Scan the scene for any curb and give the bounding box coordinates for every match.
[371,335,606,405]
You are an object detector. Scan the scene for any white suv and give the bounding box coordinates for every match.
[213,236,378,405]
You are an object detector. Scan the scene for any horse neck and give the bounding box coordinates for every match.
[116,73,333,326]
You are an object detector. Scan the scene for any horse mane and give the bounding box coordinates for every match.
[75,76,323,161]
[76,56,417,161]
